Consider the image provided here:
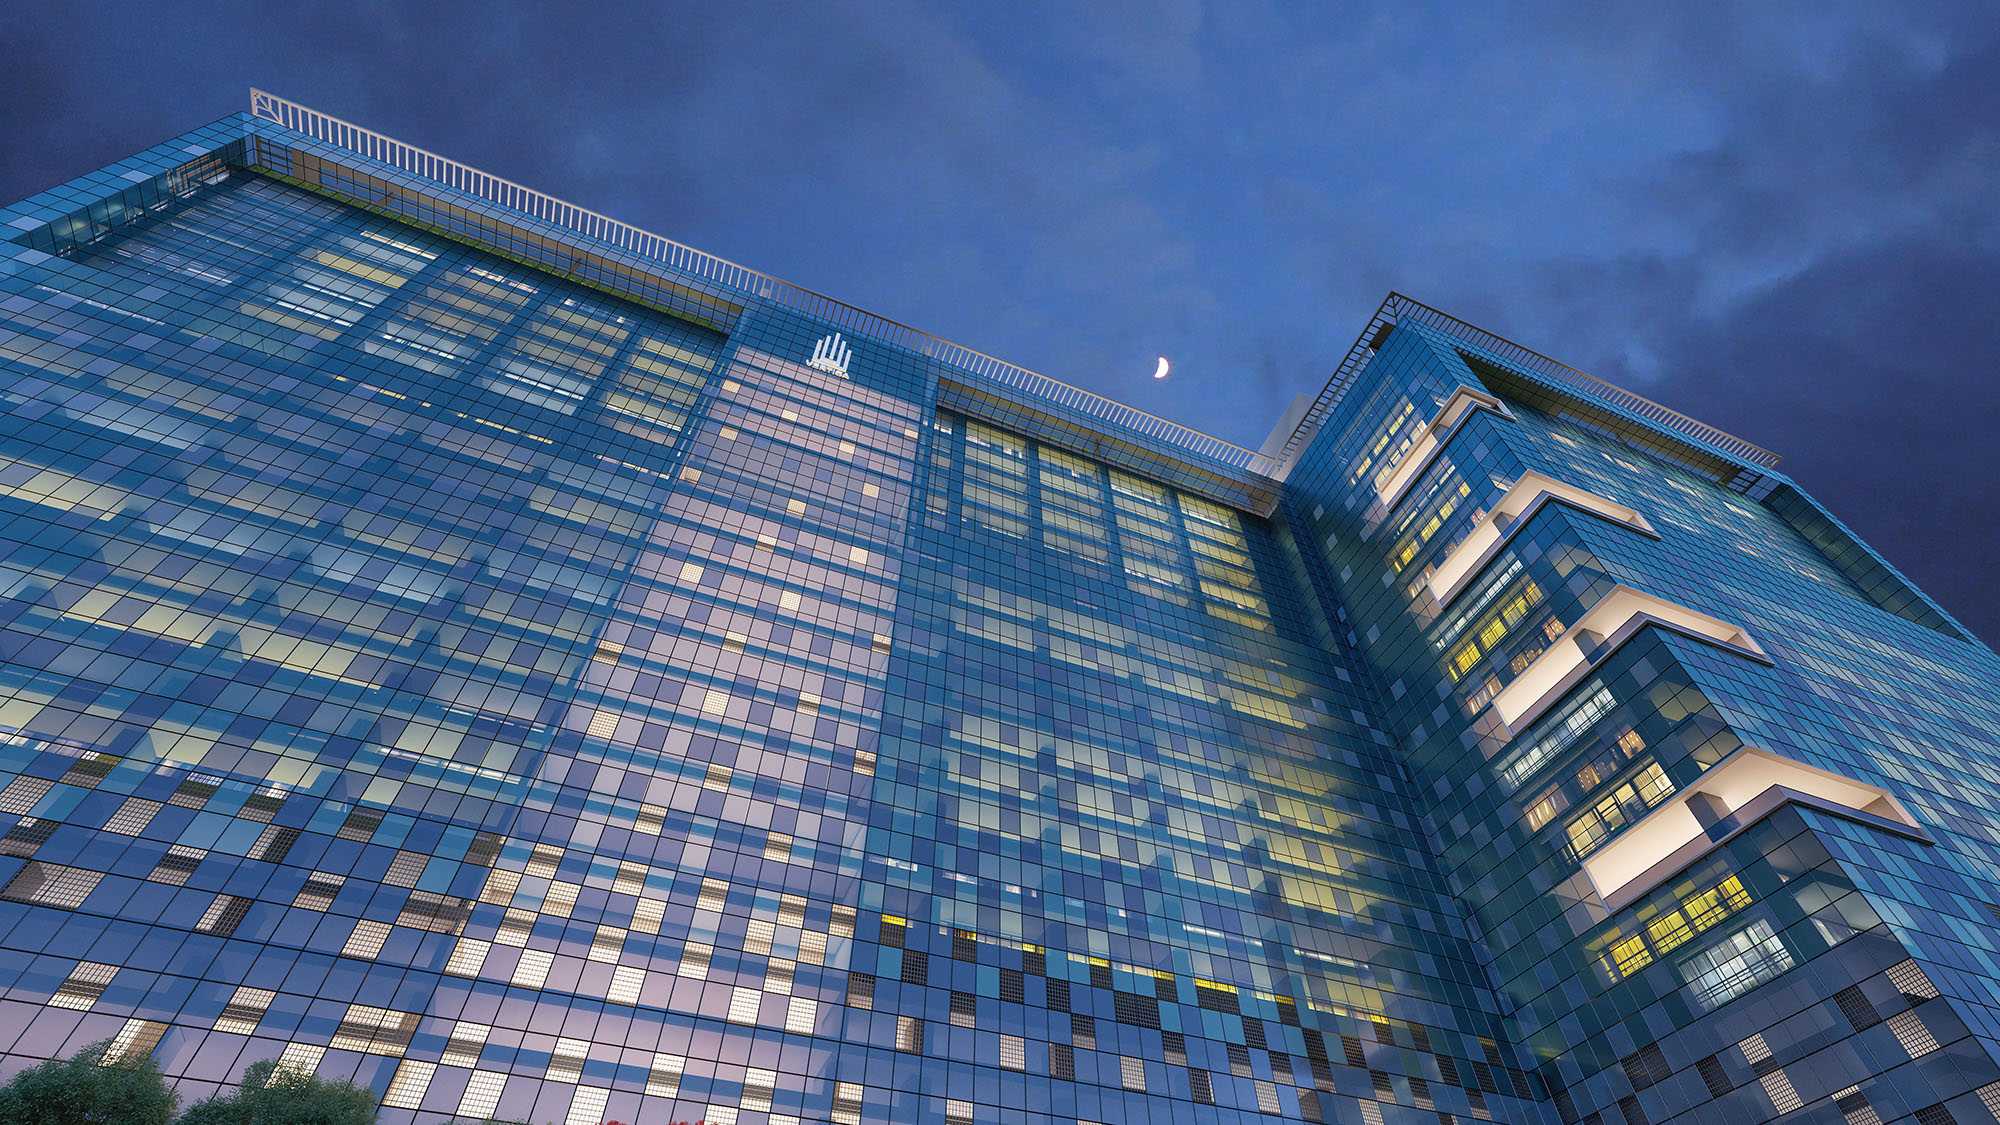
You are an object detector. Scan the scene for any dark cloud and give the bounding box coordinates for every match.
[4,1,1995,639]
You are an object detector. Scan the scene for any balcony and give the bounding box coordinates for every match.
[1426,472,1657,609]
[1582,747,1929,908]
[1490,586,1768,734]
[1373,386,1515,511]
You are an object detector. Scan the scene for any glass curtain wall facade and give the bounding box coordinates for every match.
[0,102,1998,1125]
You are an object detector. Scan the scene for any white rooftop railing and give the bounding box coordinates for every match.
[248,88,1278,480]
[246,91,1777,483]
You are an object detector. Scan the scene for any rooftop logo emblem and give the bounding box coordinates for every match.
[808,333,852,379]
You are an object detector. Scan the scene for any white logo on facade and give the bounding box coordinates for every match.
[808,332,852,378]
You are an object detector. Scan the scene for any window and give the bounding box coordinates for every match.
[380,1060,436,1110]
[645,1053,686,1098]
[441,1022,490,1067]
[272,1043,326,1080]
[512,949,554,988]
[1621,1044,1669,1090]
[293,872,345,911]
[5,863,103,909]
[1681,919,1793,1010]
[48,962,118,1011]
[677,941,713,979]
[329,1003,420,1055]
[1564,763,1675,859]
[546,1037,588,1083]
[101,1019,167,1065]
[376,864,447,913]
[213,986,277,1034]
[607,965,645,1005]
[446,938,491,977]
[457,1070,508,1118]
[1497,685,1616,791]
[342,919,393,959]
[1120,1055,1145,1091]
[102,797,161,836]
[1887,1010,1940,1057]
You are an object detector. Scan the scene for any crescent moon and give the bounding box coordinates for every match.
[1153,356,1170,380]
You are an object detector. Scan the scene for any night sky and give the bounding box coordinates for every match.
[5,3,1995,642]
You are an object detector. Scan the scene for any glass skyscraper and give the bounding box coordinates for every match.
[0,92,1996,1125]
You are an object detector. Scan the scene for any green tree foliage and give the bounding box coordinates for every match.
[174,1059,375,1125]
[0,1040,178,1125]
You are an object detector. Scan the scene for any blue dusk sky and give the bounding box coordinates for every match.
[4,2,1995,639]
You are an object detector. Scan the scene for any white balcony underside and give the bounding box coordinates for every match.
[1373,386,1515,511]
[1427,472,1657,609]
[1584,746,1928,908]
[1491,586,1768,735]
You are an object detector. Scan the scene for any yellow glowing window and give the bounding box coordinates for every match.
[1525,796,1558,831]
[1686,877,1750,931]
[1611,935,1652,975]
[1647,909,1695,954]
[1477,617,1507,650]
[1566,817,1605,857]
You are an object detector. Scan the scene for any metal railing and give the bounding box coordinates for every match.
[1264,292,1781,474]
[1389,295,1780,467]
[248,89,1276,479]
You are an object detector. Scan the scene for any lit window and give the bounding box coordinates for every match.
[1611,935,1653,975]
[445,938,491,977]
[102,797,162,836]
[588,925,624,963]
[741,1068,777,1112]
[213,986,276,1034]
[197,894,251,936]
[645,1053,685,1097]
[441,1021,490,1067]
[677,942,713,979]
[512,949,554,988]
[546,1037,588,1083]
[100,1019,166,1066]
[698,879,730,911]
[48,962,119,1011]
[381,1060,436,1110]
[1681,920,1792,1010]
[833,1081,865,1124]
[343,920,393,959]
[293,872,345,912]
[272,1042,325,1081]
[5,861,103,908]
[607,965,646,1005]
[1887,1010,1939,1057]
[457,1070,508,1117]
[1120,1055,1145,1090]
[329,1003,420,1055]
[541,881,580,917]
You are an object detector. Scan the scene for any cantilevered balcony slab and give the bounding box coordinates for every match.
[1491,586,1768,735]
[1584,747,1929,909]
[1373,386,1515,511]
[1426,472,1657,609]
